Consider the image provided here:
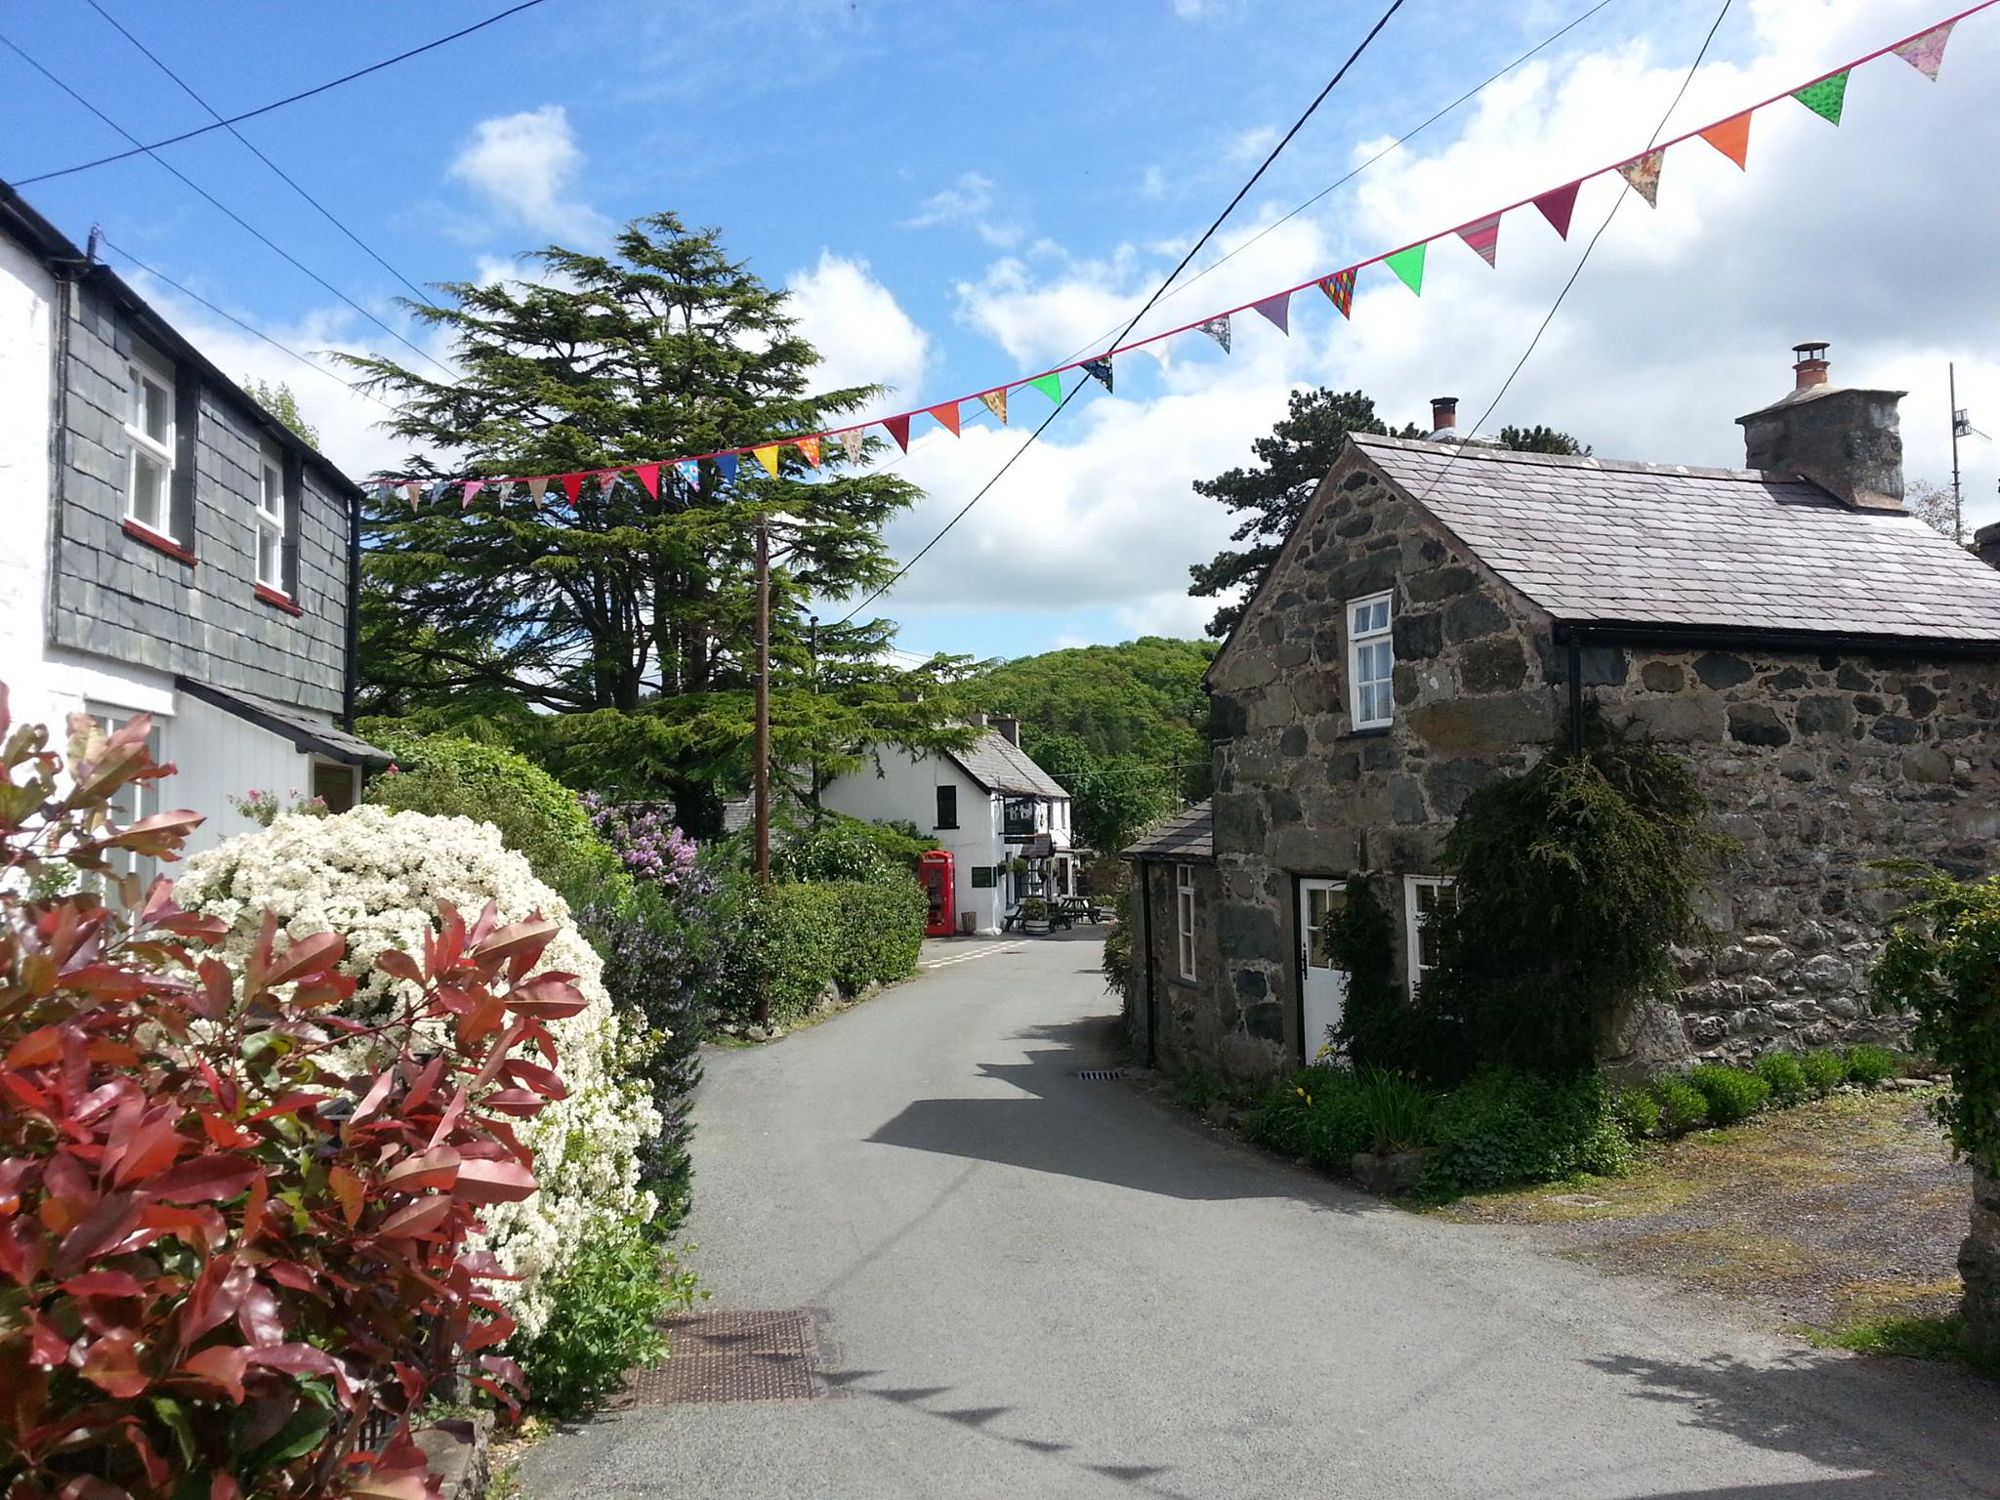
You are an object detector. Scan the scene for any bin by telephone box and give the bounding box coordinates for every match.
[918,850,955,938]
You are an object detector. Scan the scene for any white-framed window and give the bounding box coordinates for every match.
[257,440,287,590]
[1403,875,1458,992]
[84,704,163,883]
[1347,590,1395,729]
[124,345,177,537]
[1174,863,1197,982]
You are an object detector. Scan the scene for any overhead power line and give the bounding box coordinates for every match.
[13,0,555,188]
[838,0,1412,623]
[0,34,456,380]
[83,0,435,307]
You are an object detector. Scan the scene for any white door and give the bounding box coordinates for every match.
[1298,879,1350,1066]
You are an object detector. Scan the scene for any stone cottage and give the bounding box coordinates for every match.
[1139,345,2000,1081]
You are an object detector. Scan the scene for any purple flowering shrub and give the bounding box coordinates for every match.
[583,795,699,890]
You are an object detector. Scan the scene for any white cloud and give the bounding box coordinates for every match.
[786,252,930,399]
[1230,124,1281,162]
[902,171,1022,248]
[449,105,607,238]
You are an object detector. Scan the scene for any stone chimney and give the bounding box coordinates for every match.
[1975,521,2000,571]
[991,715,1021,746]
[1430,396,1458,433]
[1737,341,1906,511]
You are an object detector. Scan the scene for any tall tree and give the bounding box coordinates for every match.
[1187,389,1584,638]
[242,377,320,447]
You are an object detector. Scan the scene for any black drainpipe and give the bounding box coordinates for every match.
[1565,632,1585,755]
[1138,862,1159,1068]
[341,488,362,732]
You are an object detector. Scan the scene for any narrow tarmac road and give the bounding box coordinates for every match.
[519,933,2000,1500]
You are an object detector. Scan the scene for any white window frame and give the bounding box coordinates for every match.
[85,705,163,883]
[256,439,287,591]
[1174,863,1197,982]
[1403,875,1458,992]
[124,345,177,539]
[1347,590,1395,730]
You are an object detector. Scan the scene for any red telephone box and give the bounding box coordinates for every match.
[918,850,955,938]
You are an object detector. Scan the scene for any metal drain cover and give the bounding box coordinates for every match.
[1073,1068,1125,1081]
[623,1308,827,1406]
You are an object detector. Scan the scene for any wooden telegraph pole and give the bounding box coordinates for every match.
[753,510,773,1029]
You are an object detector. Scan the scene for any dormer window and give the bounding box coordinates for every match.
[257,440,287,591]
[124,346,176,540]
[1347,591,1394,729]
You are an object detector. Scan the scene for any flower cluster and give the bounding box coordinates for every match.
[178,806,662,1337]
[227,787,329,826]
[582,794,700,891]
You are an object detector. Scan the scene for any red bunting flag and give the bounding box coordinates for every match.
[558,473,585,506]
[884,414,912,453]
[1251,291,1291,336]
[1456,213,1501,268]
[1533,181,1581,240]
[796,437,822,468]
[929,402,961,437]
[635,463,661,498]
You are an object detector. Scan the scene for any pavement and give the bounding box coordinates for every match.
[517,932,2000,1500]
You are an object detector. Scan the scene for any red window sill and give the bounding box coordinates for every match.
[254,583,304,617]
[122,518,195,566]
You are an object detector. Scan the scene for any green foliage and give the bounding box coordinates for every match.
[712,874,925,1030]
[242,375,321,447]
[1027,733,1178,856]
[1801,1048,1849,1096]
[362,727,623,905]
[510,1219,696,1420]
[1417,1069,1630,1198]
[1756,1050,1810,1107]
[1651,1074,1711,1134]
[1326,876,1405,1069]
[829,879,927,996]
[1615,1086,1663,1140]
[1354,1070,1434,1154]
[775,812,926,881]
[1687,1063,1772,1125]
[1420,725,1731,1079]
[1242,1068,1371,1173]
[1102,888,1135,1007]
[1495,424,1588,455]
[1841,1043,1904,1088]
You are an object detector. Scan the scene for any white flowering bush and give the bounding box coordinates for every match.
[178,805,661,1338]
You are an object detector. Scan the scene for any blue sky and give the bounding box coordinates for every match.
[5,0,1997,661]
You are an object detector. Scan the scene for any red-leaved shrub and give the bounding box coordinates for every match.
[0,692,582,1498]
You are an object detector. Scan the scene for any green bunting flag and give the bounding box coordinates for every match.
[1383,243,1427,297]
[1025,373,1062,403]
[1793,71,1848,125]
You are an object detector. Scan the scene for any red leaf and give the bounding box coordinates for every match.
[376,1196,452,1240]
[60,1270,145,1299]
[263,931,347,989]
[382,1146,460,1197]
[211,1474,243,1500]
[471,917,557,967]
[504,973,587,1019]
[181,1344,248,1402]
[451,1158,535,1205]
[109,1113,182,1188]
[53,1193,140,1279]
[27,1311,71,1366]
[181,1260,251,1343]
[328,1165,364,1228]
[79,1330,148,1398]
[6,1026,63,1068]
[373,949,424,986]
[236,1278,283,1346]
[59,1477,137,1500]
[246,1343,352,1404]
[147,1155,259,1204]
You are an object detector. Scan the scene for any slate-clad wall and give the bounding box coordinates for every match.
[48,281,351,716]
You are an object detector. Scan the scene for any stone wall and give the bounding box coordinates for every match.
[1131,860,1239,1075]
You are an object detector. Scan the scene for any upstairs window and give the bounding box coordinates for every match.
[124,347,176,538]
[935,783,958,829]
[257,440,288,591]
[1403,876,1459,992]
[1347,590,1394,729]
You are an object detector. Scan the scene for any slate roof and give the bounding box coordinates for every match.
[176,680,392,767]
[1352,434,2000,644]
[948,730,1070,799]
[1123,801,1213,863]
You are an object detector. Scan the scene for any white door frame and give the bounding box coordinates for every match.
[1296,876,1350,1066]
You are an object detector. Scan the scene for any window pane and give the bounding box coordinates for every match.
[130,451,166,528]
[258,524,282,587]
[140,376,170,444]
[263,461,283,513]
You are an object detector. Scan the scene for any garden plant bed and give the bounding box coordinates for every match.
[1434,1089,1971,1345]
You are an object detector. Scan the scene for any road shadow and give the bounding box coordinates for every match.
[1584,1348,2000,1499]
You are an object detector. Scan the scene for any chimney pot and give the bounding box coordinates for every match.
[1430,396,1458,431]
[1737,341,1905,512]
[1793,340,1831,390]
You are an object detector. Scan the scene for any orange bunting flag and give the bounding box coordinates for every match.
[796,436,821,469]
[752,445,781,479]
[1700,112,1751,170]
[978,389,1008,425]
[929,402,961,437]
[884,414,912,453]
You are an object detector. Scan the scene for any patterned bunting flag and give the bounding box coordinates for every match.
[1081,357,1114,394]
[675,460,700,492]
[1700,113,1751,169]
[1198,315,1232,351]
[461,479,483,508]
[1456,213,1501,268]
[1892,20,1953,80]
[796,437,821,469]
[527,477,549,507]
[978,389,1008,424]
[1251,291,1291,336]
[635,463,661,498]
[839,430,866,465]
[1533,181,1581,239]
[752,445,781,479]
[558,473,584,506]
[373,479,395,503]
[716,453,739,485]
[1383,243,1427,297]
[884,414,912,453]
[1025,373,1062,403]
[598,471,622,498]
[929,402,961,437]
[1793,71,1848,125]
[1617,150,1664,207]
[1318,271,1355,319]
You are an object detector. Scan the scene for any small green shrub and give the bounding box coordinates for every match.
[1688,1063,1771,1125]
[1354,1069,1435,1154]
[1615,1086,1663,1141]
[1652,1074,1710,1134]
[1102,888,1134,1006]
[1801,1049,1848,1095]
[1244,1068,1372,1171]
[711,876,926,1030]
[1418,1068,1629,1199]
[829,878,927,995]
[1841,1044,1902,1087]
[1756,1050,1809,1107]
[511,1217,697,1420]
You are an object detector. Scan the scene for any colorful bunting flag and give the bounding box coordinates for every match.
[1081,357,1114,393]
[373,480,395,503]
[527,477,549,507]
[839,430,866,465]
[752,445,781,479]
[635,463,661,498]
[884,414,912,453]
[929,402,961,437]
[1318,270,1355,319]
[796,437,821,469]
[405,481,423,510]
[675,460,700,492]
[1383,243,1427,296]
[978,389,1008,424]
[1618,150,1664,207]
[1456,213,1501,268]
[716,453,739,485]
[1533,181,1581,239]
[461,479,483,508]
[1251,291,1291,336]
[1198,315,1232,351]
[558,473,584,506]
[1793,71,1848,125]
[1025,373,1062,403]
[1893,20,1953,80]
[1700,113,1752,169]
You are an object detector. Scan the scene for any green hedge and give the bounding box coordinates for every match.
[716,876,927,1029]
[830,880,928,997]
